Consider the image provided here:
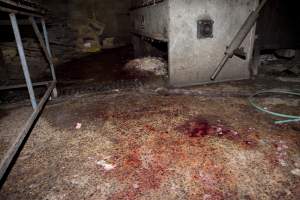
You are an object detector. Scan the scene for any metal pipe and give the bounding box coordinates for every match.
[0,81,56,183]
[10,13,37,109]
[0,6,42,17]
[210,0,269,81]
[0,0,45,14]
[29,17,52,67]
[30,17,58,97]
[0,81,52,91]
[41,19,52,58]
[41,19,57,82]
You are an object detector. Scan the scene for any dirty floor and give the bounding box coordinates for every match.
[56,46,134,86]
[0,80,300,200]
[0,46,163,105]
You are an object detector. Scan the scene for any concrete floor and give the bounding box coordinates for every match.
[0,79,300,200]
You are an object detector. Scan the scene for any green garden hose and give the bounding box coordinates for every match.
[249,89,300,124]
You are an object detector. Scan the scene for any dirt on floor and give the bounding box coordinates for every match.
[0,83,300,200]
[56,46,134,86]
[0,46,166,105]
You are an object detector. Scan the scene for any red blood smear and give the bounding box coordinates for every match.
[176,117,239,140]
[176,118,216,137]
[189,121,210,137]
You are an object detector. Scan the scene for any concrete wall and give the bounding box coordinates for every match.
[168,0,258,86]
[42,0,132,61]
[66,0,131,40]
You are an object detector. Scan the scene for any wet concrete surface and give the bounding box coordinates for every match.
[0,82,300,199]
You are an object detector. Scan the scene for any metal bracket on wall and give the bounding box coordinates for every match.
[233,47,247,60]
[197,19,214,39]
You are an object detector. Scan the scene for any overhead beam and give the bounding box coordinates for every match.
[0,0,46,15]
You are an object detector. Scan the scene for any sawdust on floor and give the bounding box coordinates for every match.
[0,90,300,200]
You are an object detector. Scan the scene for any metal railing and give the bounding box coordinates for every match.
[0,1,57,184]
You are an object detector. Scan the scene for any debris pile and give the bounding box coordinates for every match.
[125,57,168,76]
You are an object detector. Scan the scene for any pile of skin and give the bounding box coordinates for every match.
[125,57,167,76]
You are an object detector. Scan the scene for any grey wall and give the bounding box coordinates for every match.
[168,0,258,86]
[130,0,258,86]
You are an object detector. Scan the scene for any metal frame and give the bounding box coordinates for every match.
[130,0,164,10]
[0,0,46,16]
[0,1,57,182]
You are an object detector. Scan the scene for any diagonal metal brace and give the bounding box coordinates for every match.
[29,16,58,97]
[29,17,52,66]
[210,0,269,81]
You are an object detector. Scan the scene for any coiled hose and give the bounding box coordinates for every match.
[249,89,300,124]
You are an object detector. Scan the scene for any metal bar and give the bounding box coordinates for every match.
[0,6,42,17]
[210,0,269,80]
[0,81,56,183]
[41,19,52,57]
[210,55,230,81]
[130,0,164,10]
[41,19,57,81]
[132,31,168,42]
[29,17,52,66]
[0,0,45,14]
[0,81,52,91]
[31,17,58,98]
[10,13,37,109]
